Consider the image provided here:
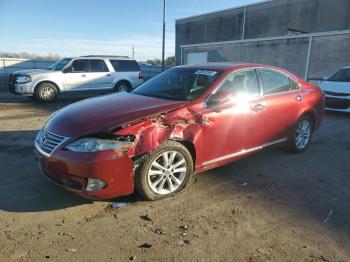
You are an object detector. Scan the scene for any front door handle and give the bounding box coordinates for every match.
[106,73,111,77]
[252,103,266,112]
[81,74,86,77]
[296,95,304,101]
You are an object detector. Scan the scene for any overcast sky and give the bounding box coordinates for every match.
[0,0,263,60]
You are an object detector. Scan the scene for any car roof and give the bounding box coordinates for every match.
[175,62,302,81]
[70,55,135,60]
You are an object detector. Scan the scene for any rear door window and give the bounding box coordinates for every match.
[89,59,109,72]
[70,59,90,73]
[217,69,260,97]
[259,69,298,95]
[109,60,140,72]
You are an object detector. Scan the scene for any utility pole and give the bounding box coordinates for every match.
[161,0,166,71]
[132,46,135,59]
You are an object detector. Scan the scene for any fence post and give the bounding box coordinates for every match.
[242,5,247,40]
[2,59,6,74]
[304,36,313,80]
[180,47,183,65]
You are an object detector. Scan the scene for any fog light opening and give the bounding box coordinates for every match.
[86,178,106,192]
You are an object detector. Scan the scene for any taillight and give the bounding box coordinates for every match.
[138,71,144,80]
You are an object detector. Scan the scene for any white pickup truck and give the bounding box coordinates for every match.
[9,55,144,102]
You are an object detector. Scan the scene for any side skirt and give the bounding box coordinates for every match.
[202,138,288,167]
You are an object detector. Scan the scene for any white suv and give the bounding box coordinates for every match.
[9,56,144,102]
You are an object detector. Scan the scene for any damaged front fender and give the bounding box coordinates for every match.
[114,106,206,170]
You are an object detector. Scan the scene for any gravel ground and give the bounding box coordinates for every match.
[0,90,349,262]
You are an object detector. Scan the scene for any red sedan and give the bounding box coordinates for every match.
[34,63,324,200]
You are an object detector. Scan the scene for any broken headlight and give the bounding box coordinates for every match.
[66,138,131,152]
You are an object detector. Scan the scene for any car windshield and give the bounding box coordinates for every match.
[327,68,350,82]
[132,68,222,101]
[48,58,72,71]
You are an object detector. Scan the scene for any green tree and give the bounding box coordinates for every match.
[165,56,175,66]
[140,56,175,66]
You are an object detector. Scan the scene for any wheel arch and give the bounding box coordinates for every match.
[170,139,196,170]
[114,79,132,89]
[300,110,316,132]
[34,80,61,94]
[131,138,197,172]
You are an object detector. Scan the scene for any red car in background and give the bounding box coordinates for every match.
[34,63,324,200]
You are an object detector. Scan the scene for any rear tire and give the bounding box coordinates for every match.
[288,115,313,153]
[135,141,194,201]
[34,82,58,102]
[114,81,131,92]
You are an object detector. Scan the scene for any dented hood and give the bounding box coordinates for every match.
[45,92,187,137]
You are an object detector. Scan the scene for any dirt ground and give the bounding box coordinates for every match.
[0,90,349,262]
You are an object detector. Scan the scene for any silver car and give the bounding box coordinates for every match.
[320,67,350,113]
[9,56,144,102]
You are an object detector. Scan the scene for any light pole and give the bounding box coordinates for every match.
[161,0,166,71]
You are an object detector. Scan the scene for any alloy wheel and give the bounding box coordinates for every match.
[147,150,187,195]
[40,86,55,100]
[295,119,311,150]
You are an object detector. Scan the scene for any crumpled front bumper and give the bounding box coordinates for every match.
[33,143,135,200]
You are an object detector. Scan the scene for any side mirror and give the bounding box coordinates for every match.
[206,90,233,108]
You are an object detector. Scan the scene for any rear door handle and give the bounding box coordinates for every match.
[252,103,266,112]
[296,95,304,101]
[106,73,111,77]
[81,74,86,77]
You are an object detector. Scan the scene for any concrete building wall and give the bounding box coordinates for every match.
[308,34,350,78]
[175,7,244,63]
[181,32,350,79]
[175,0,350,77]
[181,37,310,78]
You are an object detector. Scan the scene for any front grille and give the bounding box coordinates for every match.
[325,97,350,109]
[8,74,17,94]
[37,129,69,155]
[324,91,350,97]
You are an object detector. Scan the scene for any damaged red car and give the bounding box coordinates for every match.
[34,63,324,200]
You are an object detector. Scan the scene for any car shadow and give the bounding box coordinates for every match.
[0,130,92,212]
[0,89,98,105]
[0,89,143,212]
[196,112,350,242]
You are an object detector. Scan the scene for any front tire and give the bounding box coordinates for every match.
[288,115,313,153]
[135,141,194,201]
[34,82,58,102]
